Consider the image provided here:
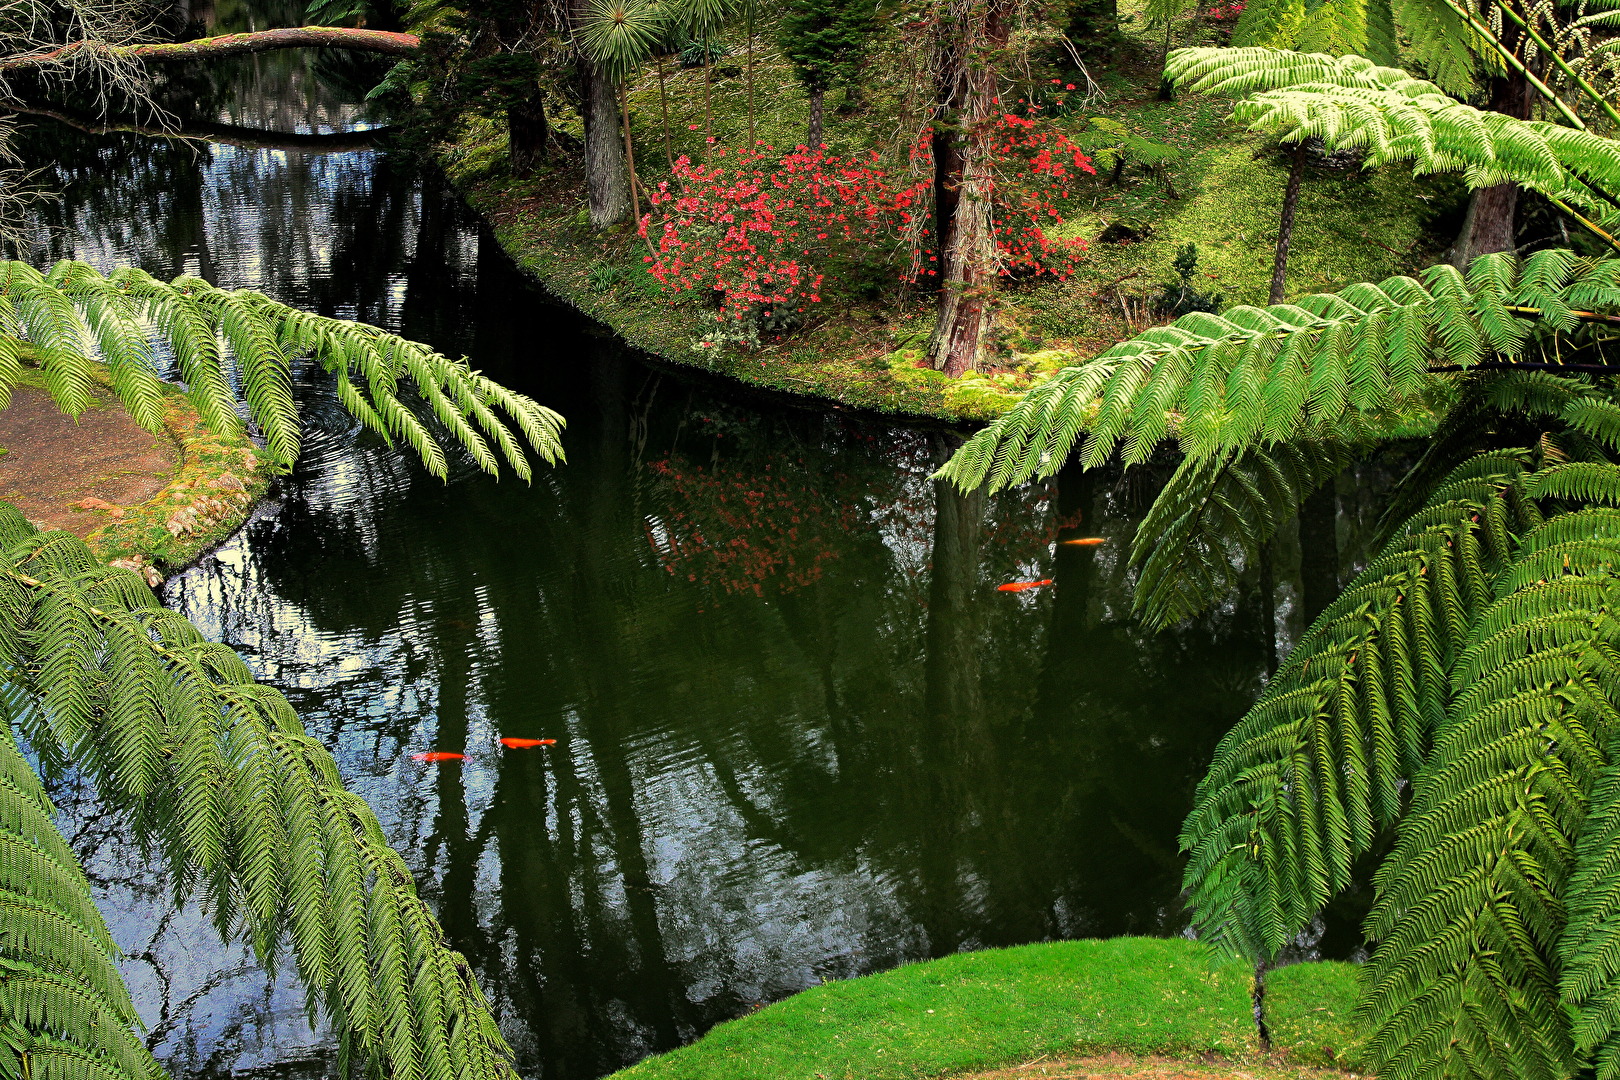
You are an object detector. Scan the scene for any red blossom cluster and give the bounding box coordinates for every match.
[1207,2,1245,18]
[639,145,927,321]
[978,104,1096,279]
[638,110,1094,328]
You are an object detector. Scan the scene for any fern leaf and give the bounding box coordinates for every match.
[0,261,565,479]
[938,251,1620,494]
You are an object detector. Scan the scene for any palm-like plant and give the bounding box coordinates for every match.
[940,244,1620,1079]
[0,260,565,1079]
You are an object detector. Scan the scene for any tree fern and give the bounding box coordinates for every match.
[1165,48,1620,223]
[0,261,565,480]
[937,250,1620,494]
[0,504,516,1080]
[1358,500,1620,1080]
[1181,448,1540,959]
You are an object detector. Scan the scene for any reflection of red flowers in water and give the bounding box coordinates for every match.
[644,457,864,595]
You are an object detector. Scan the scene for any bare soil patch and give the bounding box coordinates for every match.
[956,1052,1366,1080]
[0,386,176,536]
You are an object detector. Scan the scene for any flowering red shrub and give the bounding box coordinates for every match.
[639,145,927,329]
[638,110,1094,339]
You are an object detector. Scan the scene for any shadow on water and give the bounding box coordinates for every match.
[11,22,1373,1077]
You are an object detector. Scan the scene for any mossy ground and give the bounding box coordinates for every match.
[604,939,1366,1080]
[1,366,266,581]
[434,2,1457,421]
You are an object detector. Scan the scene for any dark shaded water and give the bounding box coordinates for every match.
[16,23,1372,1079]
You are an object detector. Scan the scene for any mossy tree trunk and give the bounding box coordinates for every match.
[928,0,1013,379]
[508,88,551,171]
[582,57,632,227]
[807,85,825,147]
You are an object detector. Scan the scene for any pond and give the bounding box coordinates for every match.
[16,15,1370,1078]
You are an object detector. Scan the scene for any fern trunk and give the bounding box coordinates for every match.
[928,0,1012,378]
[1452,58,1534,266]
[925,438,987,720]
[583,57,631,228]
[1296,481,1338,626]
[1268,143,1306,305]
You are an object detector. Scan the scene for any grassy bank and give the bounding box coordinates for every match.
[427,2,1454,422]
[605,938,1365,1080]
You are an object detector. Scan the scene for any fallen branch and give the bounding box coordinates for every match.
[0,26,420,73]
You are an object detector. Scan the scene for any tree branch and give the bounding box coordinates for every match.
[0,26,420,73]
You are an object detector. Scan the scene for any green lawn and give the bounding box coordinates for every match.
[610,938,1364,1080]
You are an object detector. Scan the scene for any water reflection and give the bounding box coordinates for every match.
[14,54,1372,1080]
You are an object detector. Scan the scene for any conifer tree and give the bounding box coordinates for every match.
[778,0,880,147]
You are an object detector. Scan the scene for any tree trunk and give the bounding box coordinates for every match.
[582,58,631,228]
[928,0,1013,378]
[1453,50,1534,267]
[508,89,550,172]
[806,86,825,148]
[746,4,757,146]
[1269,142,1307,305]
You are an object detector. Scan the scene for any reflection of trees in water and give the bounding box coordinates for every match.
[14,119,474,329]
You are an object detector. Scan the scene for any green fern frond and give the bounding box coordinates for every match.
[1129,438,1363,630]
[937,251,1620,494]
[0,699,159,1080]
[1180,451,1539,958]
[0,261,565,478]
[1358,489,1620,1080]
[1166,47,1441,97]
[0,506,517,1080]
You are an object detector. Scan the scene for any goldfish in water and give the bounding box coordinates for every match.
[997,579,1054,592]
[410,752,466,763]
[1061,537,1107,546]
[500,737,557,749]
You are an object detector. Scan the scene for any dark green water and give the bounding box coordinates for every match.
[17,26,1371,1078]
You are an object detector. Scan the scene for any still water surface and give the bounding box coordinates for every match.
[18,29,1360,1079]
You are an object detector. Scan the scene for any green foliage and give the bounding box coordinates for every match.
[0,509,517,1080]
[578,0,667,83]
[938,250,1620,493]
[0,260,564,481]
[777,0,880,96]
[1153,242,1224,316]
[1222,0,1479,93]
[1166,48,1620,230]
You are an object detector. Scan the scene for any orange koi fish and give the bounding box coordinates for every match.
[997,579,1053,592]
[1060,537,1107,546]
[500,738,557,749]
[410,752,466,763]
